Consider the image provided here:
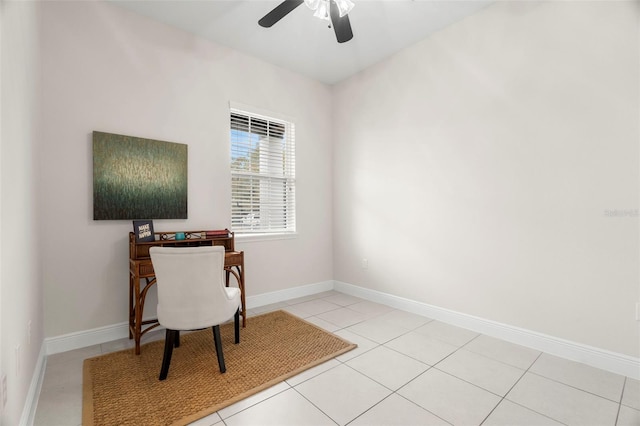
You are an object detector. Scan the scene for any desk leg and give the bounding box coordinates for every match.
[133,278,142,355]
[238,265,246,327]
[226,267,246,328]
[128,274,134,339]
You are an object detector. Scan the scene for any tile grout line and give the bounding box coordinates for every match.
[613,376,626,426]
[38,292,637,426]
[317,299,633,424]
[290,385,340,426]
[475,351,562,426]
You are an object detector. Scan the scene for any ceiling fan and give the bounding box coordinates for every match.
[259,0,354,43]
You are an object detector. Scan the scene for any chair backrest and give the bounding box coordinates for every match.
[149,246,239,330]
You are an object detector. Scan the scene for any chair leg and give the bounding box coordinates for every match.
[212,325,226,373]
[234,309,240,344]
[175,331,180,348]
[159,329,177,380]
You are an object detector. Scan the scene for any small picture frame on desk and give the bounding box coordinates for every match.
[133,220,155,242]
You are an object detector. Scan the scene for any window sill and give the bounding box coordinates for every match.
[235,232,298,243]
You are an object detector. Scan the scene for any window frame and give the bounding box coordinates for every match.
[229,102,296,239]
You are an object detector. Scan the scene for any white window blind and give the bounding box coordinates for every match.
[230,108,296,234]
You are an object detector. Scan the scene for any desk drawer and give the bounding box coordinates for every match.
[139,263,155,276]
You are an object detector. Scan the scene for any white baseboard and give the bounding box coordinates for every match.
[245,280,334,309]
[334,280,640,380]
[45,321,131,356]
[42,279,639,380]
[43,280,335,356]
[19,342,46,426]
[25,278,639,426]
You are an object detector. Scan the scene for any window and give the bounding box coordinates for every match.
[230,107,295,235]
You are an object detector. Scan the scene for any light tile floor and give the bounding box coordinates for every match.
[34,291,640,426]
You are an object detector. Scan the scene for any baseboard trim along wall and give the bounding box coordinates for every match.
[42,279,639,380]
[25,278,640,424]
[43,280,336,356]
[245,280,335,309]
[45,320,131,356]
[30,281,335,423]
[20,343,46,426]
[333,280,640,380]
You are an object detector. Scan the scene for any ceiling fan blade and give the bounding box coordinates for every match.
[329,1,353,43]
[259,0,304,28]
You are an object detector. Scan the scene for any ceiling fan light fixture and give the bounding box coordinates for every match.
[260,0,354,43]
[335,0,354,17]
[304,0,321,11]
[305,0,354,21]
[313,1,331,21]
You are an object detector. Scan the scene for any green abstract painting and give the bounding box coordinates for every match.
[93,131,188,220]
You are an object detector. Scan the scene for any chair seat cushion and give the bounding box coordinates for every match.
[225,287,240,300]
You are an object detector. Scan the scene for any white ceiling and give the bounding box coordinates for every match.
[112,0,494,85]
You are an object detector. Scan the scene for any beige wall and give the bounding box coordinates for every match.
[1,0,43,423]
[332,1,639,357]
[39,1,334,337]
[8,6,638,422]
[2,0,637,421]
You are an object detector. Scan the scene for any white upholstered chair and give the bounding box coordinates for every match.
[149,245,241,380]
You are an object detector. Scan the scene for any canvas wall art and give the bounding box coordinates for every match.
[93,131,188,220]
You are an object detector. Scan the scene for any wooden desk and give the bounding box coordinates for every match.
[128,230,245,355]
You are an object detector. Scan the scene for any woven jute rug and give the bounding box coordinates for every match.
[83,310,356,426]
